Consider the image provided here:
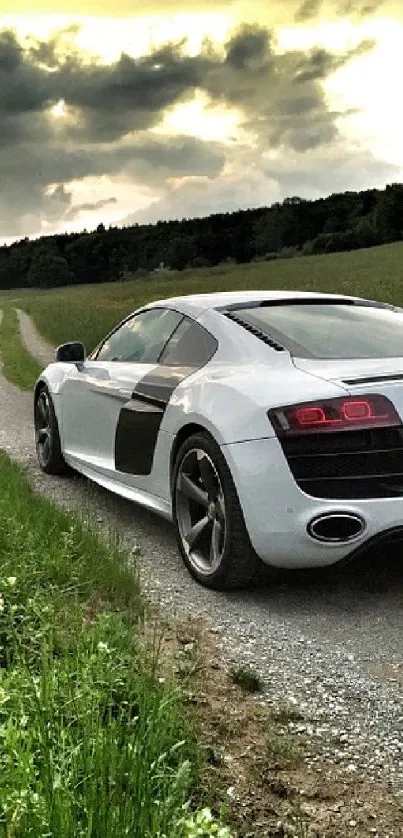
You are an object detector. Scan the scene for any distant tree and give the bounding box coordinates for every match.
[108,246,127,281]
[354,216,377,249]
[373,184,403,243]
[161,235,196,271]
[283,196,303,206]
[279,246,299,259]
[310,230,357,255]
[65,237,89,284]
[65,233,108,284]
[253,205,284,254]
[1,181,403,290]
[0,241,32,288]
[27,246,75,288]
[323,215,342,234]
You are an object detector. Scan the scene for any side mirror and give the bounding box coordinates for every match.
[55,341,86,363]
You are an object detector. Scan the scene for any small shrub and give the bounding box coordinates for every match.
[279,246,299,259]
[271,706,305,725]
[229,665,263,693]
[266,730,303,770]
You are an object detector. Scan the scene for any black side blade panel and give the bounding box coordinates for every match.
[114,367,193,476]
[115,398,164,475]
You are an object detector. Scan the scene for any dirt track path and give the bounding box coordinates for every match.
[2,308,403,800]
[17,308,54,367]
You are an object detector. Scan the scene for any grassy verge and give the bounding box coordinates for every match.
[0,306,42,390]
[0,453,232,838]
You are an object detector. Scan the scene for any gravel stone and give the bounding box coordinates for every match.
[2,308,403,799]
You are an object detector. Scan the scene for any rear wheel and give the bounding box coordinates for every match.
[172,432,262,590]
[34,386,70,475]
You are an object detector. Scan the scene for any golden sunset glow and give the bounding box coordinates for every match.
[50,99,66,119]
[153,93,241,143]
[1,10,232,62]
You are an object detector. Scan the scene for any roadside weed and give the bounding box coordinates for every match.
[229,665,263,693]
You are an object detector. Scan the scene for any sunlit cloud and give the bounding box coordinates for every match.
[49,98,66,119]
[152,91,242,143]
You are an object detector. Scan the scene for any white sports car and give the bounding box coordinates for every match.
[34,290,403,589]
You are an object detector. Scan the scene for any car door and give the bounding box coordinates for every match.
[58,307,184,476]
[114,314,219,500]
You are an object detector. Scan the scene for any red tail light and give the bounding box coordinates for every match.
[268,395,401,437]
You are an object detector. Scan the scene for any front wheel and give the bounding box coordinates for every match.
[34,386,70,475]
[172,432,262,590]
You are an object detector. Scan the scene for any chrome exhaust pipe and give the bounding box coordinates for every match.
[308,513,365,543]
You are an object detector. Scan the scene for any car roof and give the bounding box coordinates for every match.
[146,290,358,318]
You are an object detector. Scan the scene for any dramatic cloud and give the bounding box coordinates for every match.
[203,26,374,151]
[0,21,390,238]
[0,132,226,236]
[295,0,387,20]
[125,142,398,226]
[296,0,322,20]
[293,39,374,82]
[263,143,398,196]
[124,171,280,226]
[64,197,117,222]
[337,1,387,14]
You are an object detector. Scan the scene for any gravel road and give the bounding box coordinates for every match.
[3,309,403,799]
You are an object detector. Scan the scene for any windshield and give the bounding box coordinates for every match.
[232,303,403,359]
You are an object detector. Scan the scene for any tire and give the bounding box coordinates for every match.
[172,432,262,590]
[34,385,70,475]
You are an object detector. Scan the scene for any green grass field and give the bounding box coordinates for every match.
[0,454,205,837]
[3,241,403,355]
[0,307,42,389]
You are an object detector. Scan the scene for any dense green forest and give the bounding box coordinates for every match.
[1,182,403,290]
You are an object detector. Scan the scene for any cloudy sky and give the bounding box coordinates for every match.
[0,0,401,243]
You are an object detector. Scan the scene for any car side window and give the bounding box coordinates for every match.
[96,308,183,363]
[159,316,218,367]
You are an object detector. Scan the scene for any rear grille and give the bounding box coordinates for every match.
[281,427,403,499]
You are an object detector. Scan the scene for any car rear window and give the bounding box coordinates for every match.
[230,303,403,359]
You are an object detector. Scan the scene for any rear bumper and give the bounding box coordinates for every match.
[223,437,403,569]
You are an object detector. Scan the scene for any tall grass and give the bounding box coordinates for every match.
[0,453,229,837]
[14,241,403,352]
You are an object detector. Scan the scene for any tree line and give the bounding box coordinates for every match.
[1,182,403,290]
